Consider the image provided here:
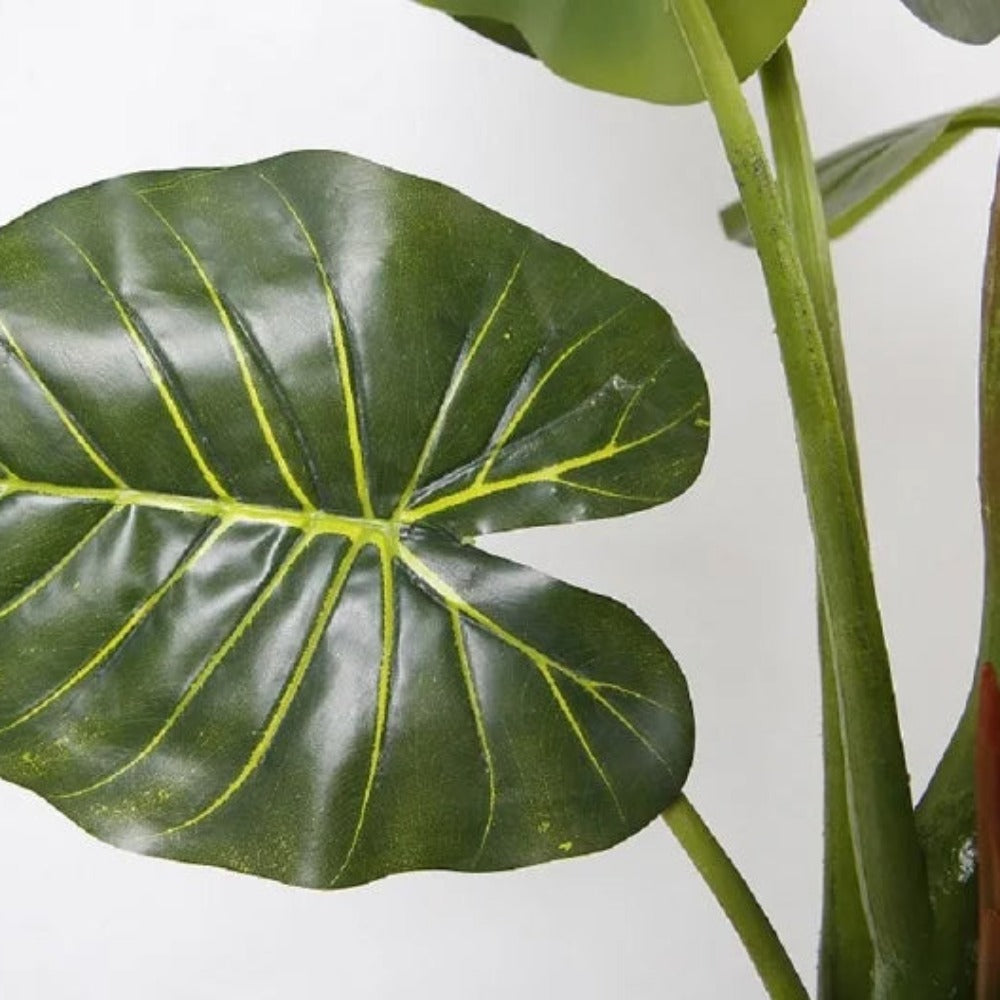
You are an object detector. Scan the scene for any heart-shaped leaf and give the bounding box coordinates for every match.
[899,0,1000,44]
[722,97,1000,243]
[0,152,707,888]
[418,0,807,106]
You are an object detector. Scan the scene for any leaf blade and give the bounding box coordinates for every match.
[419,0,806,106]
[0,151,705,887]
[899,0,1000,44]
[722,98,1000,243]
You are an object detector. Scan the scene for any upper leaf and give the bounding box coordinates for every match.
[418,0,807,106]
[899,0,1000,44]
[0,152,707,888]
[721,98,1000,243]
[453,14,535,55]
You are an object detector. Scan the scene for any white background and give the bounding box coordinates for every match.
[0,0,997,996]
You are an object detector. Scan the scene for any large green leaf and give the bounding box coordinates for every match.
[418,0,807,106]
[899,0,1000,44]
[722,98,1000,243]
[0,152,707,888]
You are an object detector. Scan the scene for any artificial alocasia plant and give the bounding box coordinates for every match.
[3,0,1000,997]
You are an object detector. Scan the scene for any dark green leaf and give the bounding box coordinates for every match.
[0,152,707,888]
[899,0,1000,44]
[453,14,534,56]
[722,98,1000,243]
[419,0,806,106]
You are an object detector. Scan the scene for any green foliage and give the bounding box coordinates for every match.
[915,701,978,1000]
[721,97,1000,243]
[419,0,806,105]
[0,151,708,888]
[453,14,533,55]
[899,0,1000,44]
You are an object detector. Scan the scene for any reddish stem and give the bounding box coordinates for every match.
[977,663,1000,998]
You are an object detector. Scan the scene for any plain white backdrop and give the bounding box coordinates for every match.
[0,0,998,996]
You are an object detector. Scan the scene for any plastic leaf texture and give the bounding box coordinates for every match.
[0,152,708,888]
[418,0,806,106]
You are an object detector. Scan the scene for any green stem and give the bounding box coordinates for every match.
[758,46,854,464]
[667,1,931,994]
[662,797,809,1000]
[759,45,874,998]
[816,611,874,998]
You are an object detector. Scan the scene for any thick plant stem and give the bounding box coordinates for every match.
[667,1,931,994]
[817,616,873,998]
[758,45,854,461]
[759,45,874,998]
[977,155,1000,1000]
[662,797,809,1000]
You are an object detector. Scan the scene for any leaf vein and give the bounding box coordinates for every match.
[136,194,314,511]
[221,296,326,507]
[332,542,395,885]
[395,251,526,517]
[54,228,231,500]
[1,478,368,538]
[449,608,497,862]
[0,518,226,735]
[474,305,632,485]
[0,314,127,488]
[161,535,362,838]
[0,505,122,622]
[258,173,375,519]
[397,546,623,818]
[55,530,313,801]
[402,395,705,523]
[546,663,673,775]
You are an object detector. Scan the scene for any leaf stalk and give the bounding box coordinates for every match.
[666,0,932,994]
[758,44,874,998]
[662,797,809,1000]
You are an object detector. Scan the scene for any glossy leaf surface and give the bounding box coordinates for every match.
[0,152,707,888]
[900,0,1000,44]
[722,98,1000,242]
[418,0,806,106]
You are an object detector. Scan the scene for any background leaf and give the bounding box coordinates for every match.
[899,0,1000,44]
[453,14,534,55]
[0,152,707,888]
[418,0,806,106]
[722,98,1000,243]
